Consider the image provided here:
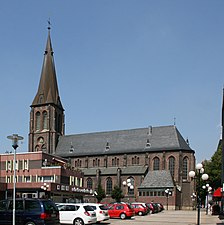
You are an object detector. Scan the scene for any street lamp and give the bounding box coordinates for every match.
[7,134,23,225]
[123,178,134,202]
[191,193,197,210]
[202,184,212,215]
[165,188,172,210]
[189,163,209,225]
[41,182,50,198]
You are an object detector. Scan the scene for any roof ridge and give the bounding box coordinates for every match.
[63,125,175,137]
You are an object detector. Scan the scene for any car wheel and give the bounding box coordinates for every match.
[25,222,36,225]
[74,218,84,225]
[138,211,143,216]
[120,213,126,220]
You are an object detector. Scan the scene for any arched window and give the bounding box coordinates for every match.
[182,157,189,180]
[86,178,93,189]
[35,112,41,131]
[153,157,160,170]
[43,111,48,130]
[132,156,139,165]
[35,145,39,151]
[168,156,175,177]
[106,177,113,195]
[104,157,107,167]
[97,159,100,167]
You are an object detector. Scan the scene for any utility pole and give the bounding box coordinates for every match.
[221,88,224,216]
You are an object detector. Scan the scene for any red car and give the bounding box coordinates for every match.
[107,203,135,219]
[131,203,148,216]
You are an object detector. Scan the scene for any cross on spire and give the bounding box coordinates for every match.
[47,19,51,30]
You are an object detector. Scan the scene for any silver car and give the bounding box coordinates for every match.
[83,203,110,222]
[57,203,97,225]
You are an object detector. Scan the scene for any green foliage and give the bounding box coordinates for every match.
[204,140,222,190]
[95,184,106,203]
[111,185,124,202]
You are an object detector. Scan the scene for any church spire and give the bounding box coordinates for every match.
[29,25,65,154]
[31,26,63,110]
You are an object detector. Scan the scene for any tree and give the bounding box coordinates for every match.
[95,184,106,203]
[203,140,222,190]
[111,185,124,202]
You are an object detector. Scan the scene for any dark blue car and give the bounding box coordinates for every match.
[0,198,60,225]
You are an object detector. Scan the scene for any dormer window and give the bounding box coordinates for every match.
[70,143,74,153]
[38,95,44,104]
[105,141,110,151]
[146,139,151,148]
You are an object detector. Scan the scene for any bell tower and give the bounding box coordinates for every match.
[29,26,64,154]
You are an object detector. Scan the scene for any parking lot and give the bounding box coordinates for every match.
[97,209,222,225]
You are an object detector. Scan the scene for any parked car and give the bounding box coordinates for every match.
[154,203,163,212]
[145,203,154,214]
[0,198,60,225]
[106,203,135,219]
[83,203,109,223]
[157,203,164,211]
[131,203,148,216]
[56,203,97,225]
[131,202,150,214]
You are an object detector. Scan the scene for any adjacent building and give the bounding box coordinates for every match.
[0,151,90,202]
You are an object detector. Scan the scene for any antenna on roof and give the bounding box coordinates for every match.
[174,117,176,126]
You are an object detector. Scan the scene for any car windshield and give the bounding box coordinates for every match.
[126,204,133,209]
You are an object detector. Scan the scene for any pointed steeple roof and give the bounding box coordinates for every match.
[31,27,63,110]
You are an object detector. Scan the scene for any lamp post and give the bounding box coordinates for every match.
[165,188,172,210]
[7,134,23,225]
[123,178,134,202]
[202,184,212,215]
[189,163,209,225]
[41,182,50,198]
[191,193,197,210]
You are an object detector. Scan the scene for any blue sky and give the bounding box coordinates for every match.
[0,1,223,163]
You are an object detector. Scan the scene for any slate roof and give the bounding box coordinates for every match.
[139,170,174,189]
[81,166,148,176]
[55,125,194,157]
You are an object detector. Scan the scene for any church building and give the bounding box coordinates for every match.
[29,27,195,209]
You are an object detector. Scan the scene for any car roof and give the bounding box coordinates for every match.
[56,203,84,205]
[82,203,103,206]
